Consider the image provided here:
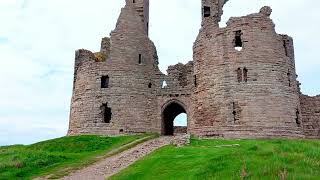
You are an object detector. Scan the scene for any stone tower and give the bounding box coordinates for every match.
[191,0,303,138]
[68,0,320,139]
[68,0,160,135]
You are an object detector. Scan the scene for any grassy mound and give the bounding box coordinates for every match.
[111,138,320,180]
[0,134,147,179]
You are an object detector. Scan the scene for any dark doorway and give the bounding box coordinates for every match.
[162,101,187,135]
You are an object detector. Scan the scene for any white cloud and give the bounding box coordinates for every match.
[0,0,319,145]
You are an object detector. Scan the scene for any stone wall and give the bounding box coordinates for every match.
[68,0,318,139]
[191,4,304,138]
[68,1,160,135]
[300,95,320,138]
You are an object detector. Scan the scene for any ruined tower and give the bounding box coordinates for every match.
[191,0,303,138]
[68,0,161,135]
[68,0,320,139]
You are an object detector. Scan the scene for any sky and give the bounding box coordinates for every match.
[0,0,319,146]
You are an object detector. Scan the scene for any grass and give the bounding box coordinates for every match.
[110,138,320,180]
[0,134,151,180]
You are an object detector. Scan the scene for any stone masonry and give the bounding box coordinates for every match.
[68,0,320,139]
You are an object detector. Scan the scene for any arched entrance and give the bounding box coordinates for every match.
[162,101,187,135]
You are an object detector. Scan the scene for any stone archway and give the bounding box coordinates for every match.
[162,100,187,135]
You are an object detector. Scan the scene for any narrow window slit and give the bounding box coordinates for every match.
[237,68,242,82]
[243,68,248,82]
[148,82,152,88]
[194,75,197,87]
[296,109,301,127]
[232,102,237,123]
[138,54,142,64]
[102,103,112,123]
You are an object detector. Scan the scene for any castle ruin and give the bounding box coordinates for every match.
[68,0,320,139]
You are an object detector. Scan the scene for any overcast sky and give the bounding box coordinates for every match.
[0,0,319,146]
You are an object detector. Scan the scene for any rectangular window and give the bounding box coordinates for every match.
[204,6,211,17]
[101,75,109,88]
[234,30,243,48]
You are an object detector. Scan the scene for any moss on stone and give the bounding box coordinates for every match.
[94,52,106,62]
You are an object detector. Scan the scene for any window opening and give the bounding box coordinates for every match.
[101,75,109,88]
[232,102,237,123]
[243,68,248,82]
[234,30,243,51]
[203,6,211,17]
[162,80,168,88]
[296,109,301,127]
[237,68,242,83]
[102,103,112,123]
[138,54,142,64]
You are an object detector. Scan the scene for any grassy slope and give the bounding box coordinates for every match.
[0,134,147,180]
[111,138,320,180]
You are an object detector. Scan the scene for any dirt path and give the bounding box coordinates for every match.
[55,136,172,180]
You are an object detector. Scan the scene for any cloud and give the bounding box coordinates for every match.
[0,0,319,145]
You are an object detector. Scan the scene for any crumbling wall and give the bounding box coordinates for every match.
[300,95,320,138]
[155,61,194,134]
[191,4,304,138]
[68,0,317,139]
[68,1,160,135]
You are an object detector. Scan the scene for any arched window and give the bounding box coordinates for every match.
[148,82,152,88]
[162,80,168,88]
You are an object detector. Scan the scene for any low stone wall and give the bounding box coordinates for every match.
[174,126,187,134]
[300,95,320,138]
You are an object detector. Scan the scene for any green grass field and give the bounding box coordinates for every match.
[0,134,147,180]
[110,138,320,180]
